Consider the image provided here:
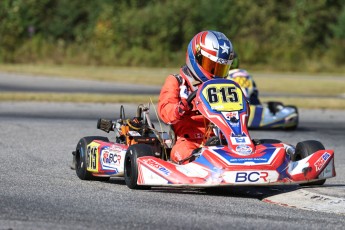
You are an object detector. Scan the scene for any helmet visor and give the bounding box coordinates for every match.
[201,56,231,78]
[201,55,231,78]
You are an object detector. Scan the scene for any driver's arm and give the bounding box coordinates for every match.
[158,75,189,124]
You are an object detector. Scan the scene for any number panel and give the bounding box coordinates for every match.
[201,83,243,111]
[87,142,100,172]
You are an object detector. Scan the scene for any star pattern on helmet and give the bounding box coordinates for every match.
[220,42,230,54]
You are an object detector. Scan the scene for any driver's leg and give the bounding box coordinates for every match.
[170,138,201,164]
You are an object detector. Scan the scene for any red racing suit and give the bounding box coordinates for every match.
[158,67,212,164]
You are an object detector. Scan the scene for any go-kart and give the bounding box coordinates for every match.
[227,69,298,130]
[72,79,335,189]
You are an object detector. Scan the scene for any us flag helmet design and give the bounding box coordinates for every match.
[186,31,234,83]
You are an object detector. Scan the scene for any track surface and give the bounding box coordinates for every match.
[0,72,345,229]
[0,102,344,230]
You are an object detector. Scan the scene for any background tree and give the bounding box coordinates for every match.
[0,0,344,72]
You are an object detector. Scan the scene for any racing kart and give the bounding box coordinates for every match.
[72,79,335,189]
[227,69,298,130]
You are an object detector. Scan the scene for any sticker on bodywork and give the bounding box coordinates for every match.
[87,142,100,172]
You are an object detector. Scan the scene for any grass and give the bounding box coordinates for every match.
[253,72,345,96]
[0,64,344,109]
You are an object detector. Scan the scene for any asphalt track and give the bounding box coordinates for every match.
[0,72,345,229]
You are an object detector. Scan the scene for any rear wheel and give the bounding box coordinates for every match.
[75,136,110,181]
[124,144,155,189]
[293,140,326,186]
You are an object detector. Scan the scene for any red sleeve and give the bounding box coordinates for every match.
[158,75,182,124]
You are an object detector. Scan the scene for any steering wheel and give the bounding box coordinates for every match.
[186,90,197,109]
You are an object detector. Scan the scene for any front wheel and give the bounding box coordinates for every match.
[293,140,326,186]
[75,136,110,181]
[124,144,155,189]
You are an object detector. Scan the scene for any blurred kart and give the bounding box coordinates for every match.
[228,69,298,130]
[72,79,335,189]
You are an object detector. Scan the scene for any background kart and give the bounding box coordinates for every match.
[72,79,335,190]
[228,69,298,130]
[248,102,298,130]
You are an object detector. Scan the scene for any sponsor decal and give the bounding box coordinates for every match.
[236,171,269,182]
[223,111,239,120]
[223,111,240,127]
[235,137,246,143]
[235,145,252,155]
[176,163,209,178]
[109,144,125,152]
[229,157,269,163]
[102,150,121,165]
[145,159,170,176]
[314,152,331,171]
[230,136,251,145]
[217,57,230,64]
[212,148,278,165]
[318,158,334,179]
[223,170,279,183]
[100,145,125,170]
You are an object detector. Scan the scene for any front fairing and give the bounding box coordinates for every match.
[194,79,255,155]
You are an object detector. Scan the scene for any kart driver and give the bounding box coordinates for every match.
[158,30,235,164]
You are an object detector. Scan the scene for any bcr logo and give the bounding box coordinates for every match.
[235,172,269,182]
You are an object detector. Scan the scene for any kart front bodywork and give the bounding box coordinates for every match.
[135,143,335,187]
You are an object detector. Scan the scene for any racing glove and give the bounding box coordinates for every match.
[177,85,190,117]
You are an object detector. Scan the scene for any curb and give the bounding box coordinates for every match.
[263,189,345,215]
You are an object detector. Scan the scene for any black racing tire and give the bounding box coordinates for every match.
[75,136,110,181]
[293,140,326,186]
[284,105,299,130]
[124,144,155,189]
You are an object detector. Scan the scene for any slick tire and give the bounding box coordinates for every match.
[124,144,155,189]
[75,136,110,181]
[293,140,326,186]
